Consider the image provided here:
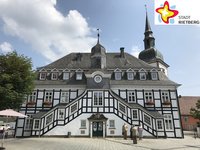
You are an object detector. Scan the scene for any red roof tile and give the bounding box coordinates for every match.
[179,96,200,115]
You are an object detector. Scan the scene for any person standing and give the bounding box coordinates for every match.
[132,125,138,144]
[122,123,128,140]
[138,124,143,140]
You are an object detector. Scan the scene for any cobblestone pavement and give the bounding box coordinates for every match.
[1,135,200,150]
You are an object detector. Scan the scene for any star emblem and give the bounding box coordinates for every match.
[156,1,179,24]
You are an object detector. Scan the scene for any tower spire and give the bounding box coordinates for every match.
[145,5,152,32]
[144,5,155,49]
[97,28,100,44]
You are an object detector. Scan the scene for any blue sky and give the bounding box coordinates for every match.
[0,0,200,96]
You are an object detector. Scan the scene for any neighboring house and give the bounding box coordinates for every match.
[179,96,200,131]
[15,13,183,138]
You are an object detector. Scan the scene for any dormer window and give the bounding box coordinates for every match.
[76,69,83,80]
[140,72,146,80]
[51,72,58,80]
[40,72,47,80]
[114,68,122,80]
[150,69,158,80]
[139,69,146,80]
[39,68,47,80]
[51,69,59,80]
[63,72,70,80]
[126,68,134,80]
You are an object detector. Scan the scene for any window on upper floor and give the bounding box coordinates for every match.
[144,91,153,102]
[140,72,146,80]
[126,68,134,80]
[128,91,136,103]
[51,72,58,80]
[93,91,103,106]
[127,72,134,80]
[114,69,122,80]
[63,72,70,80]
[76,69,83,80]
[76,72,82,80]
[28,92,37,102]
[161,91,170,103]
[151,72,158,80]
[40,72,47,80]
[115,72,121,80]
[60,91,69,103]
[44,91,53,102]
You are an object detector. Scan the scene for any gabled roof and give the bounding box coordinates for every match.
[179,96,200,115]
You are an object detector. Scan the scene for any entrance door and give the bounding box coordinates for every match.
[92,121,103,137]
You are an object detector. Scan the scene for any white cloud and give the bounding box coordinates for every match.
[0,42,13,53]
[131,46,141,58]
[0,0,96,61]
[51,0,57,5]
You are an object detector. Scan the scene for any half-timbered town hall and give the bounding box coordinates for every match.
[15,13,183,138]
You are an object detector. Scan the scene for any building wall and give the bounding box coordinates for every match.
[16,87,183,138]
[181,115,199,131]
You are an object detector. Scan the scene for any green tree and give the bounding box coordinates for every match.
[0,51,35,110]
[190,99,200,127]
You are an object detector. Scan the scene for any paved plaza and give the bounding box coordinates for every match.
[1,135,200,150]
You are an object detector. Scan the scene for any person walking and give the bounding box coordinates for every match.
[122,123,128,140]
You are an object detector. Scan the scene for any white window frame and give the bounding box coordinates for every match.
[164,114,173,131]
[144,91,153,102]
[157,119,164,131]
[51,72,58,80]
[80,120,86,128]
[114,68,122,80]
[151,72,158,80]
[161,91,170,102]
[118,102,126,114]
[143,114,152,127]
[45,113,53,126]
[93,91,103,106]
[33,119,40,130]
[40,72,47,80]
[132,109,138,120]
[58,109,65,119]
[115,72,122,80]
[127,72,134,80]
[28,92,37,102]
[63,72,70,80]
[44,91,53,102]
[140,72,146,80]
[70,102,78,114]
[24,115,33,130]
[109,120,115,128]
[128,91,136,103]
[60,91,69,103]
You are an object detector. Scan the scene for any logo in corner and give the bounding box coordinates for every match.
[156,1,179,24]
